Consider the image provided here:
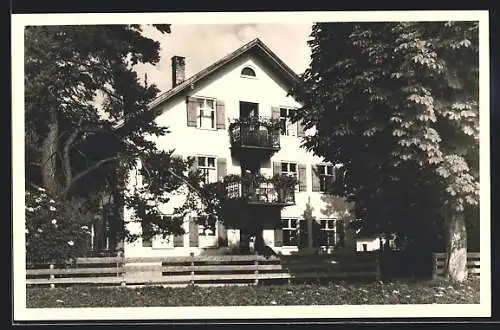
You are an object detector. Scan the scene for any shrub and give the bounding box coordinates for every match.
[25,187,91,266]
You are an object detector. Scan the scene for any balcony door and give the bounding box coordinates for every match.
[239,101,259,118]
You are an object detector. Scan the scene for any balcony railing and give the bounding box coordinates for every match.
[229,117,280,151]
[224,174,296,206]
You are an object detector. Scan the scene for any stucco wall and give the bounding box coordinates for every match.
[356,238,382,252]
[123,52,354,258]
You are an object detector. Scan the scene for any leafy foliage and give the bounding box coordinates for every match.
[168,172,298,234]
[25,187,90,266]
[24,25,205,254]
[290,22,479,254]
[228,115,282,130]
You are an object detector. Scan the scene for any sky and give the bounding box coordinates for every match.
[134,24,314,93]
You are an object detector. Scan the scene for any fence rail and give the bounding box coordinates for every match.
[26,256,125,287]
[26,253,380,287]
[432,252,480,278]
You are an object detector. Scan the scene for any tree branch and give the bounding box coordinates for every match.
[62,155,125,199]
[165,168,216,216]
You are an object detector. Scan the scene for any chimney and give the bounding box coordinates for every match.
[171,55,186,88]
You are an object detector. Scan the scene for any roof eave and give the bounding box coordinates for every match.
[147,38,301,111]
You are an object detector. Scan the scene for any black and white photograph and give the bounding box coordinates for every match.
[12,11,490,321]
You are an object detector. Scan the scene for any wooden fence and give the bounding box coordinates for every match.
[26,252,380,287]
[26,257,125,287]
[432,252,480,278]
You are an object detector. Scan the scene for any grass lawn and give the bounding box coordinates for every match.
[26,278,480,308]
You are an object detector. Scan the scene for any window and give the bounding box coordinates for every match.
[318,219,345,248]
[319,219,336,247]
[282,218,299,247]
[281,162,297,177]
[198,223,215,236]
[362,243,368,252]
[197,97,216,129]
[317,164,335,192]
[241,67,256,77]
[279,107,298,136]
[281,162,298,191]
[199,225,215,236]
[196,216,215,236]
[281,218,307,247]
[142,215,174,248]
[198,156,217,184]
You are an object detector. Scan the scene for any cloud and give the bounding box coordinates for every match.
[134,24,312,93]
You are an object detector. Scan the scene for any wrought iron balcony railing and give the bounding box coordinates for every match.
[228,117,280,151]
[225,175,296,206]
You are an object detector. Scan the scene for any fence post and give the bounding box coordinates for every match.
[315,259,320,284]
[284,257,292,285]
[375,252,381,281]
[190,253,195,286]
[254,258,259,286]
[119,252,126,287]
[49,264,55,289]
[432,253,438,280]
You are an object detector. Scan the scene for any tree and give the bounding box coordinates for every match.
[291,22,479,281]
[25,24,200,256]
[299,198,316,252]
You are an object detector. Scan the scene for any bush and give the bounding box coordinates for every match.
[25,187,91,266]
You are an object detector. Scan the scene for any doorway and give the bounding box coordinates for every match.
[239,101,259,118]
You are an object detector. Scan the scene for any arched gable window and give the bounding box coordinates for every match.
[241,67,256,77]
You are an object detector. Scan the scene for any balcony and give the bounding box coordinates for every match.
[224,173,296,206]
[228,117,280,155]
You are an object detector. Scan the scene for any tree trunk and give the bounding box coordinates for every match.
[445,212,468,282]
[41,111,60,197]
[61,124,81,199]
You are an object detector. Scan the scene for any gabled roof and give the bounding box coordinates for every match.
[148,38,301,110]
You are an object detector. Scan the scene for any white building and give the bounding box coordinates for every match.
[123,38,356,258]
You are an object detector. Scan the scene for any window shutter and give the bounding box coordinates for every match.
[335,167,347,190]
[216,100,226,129]
[187,96,198,127]
[312,220,321,247]
[336,220,345,247]
[142,223,153,247]
[297,120,306,137]
[271,106,280,119]
[217,221,228,247]
[189,156,198,174]
[298,220,308,248]
[189,217,199,247]
[173,233,184,247]
[217,157,227,181]
[272,162,281,176]
[298,164,307,192]
[311,165,321,192]
[274,221,283,247]
[142,238,152,247]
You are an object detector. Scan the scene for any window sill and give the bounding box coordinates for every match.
[195,127,217,131]
[240,75,258,80]
[311,190,335,194]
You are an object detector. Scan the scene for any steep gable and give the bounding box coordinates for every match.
[148,38,301,110]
